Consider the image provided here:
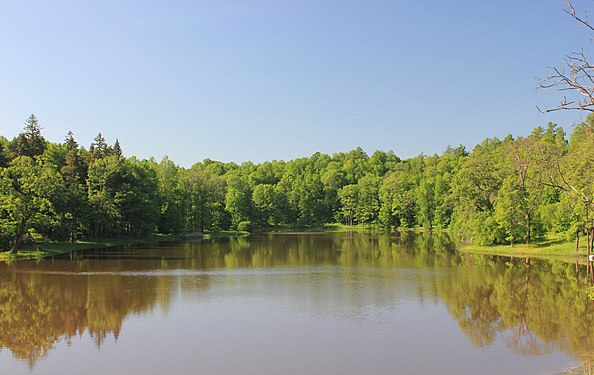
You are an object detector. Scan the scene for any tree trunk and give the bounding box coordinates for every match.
[584,205,590,254]
[526,214,531,245]
[576,228,580,253]
[588,222,594,255]
[10,218,28,254]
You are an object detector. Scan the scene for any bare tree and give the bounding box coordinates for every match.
[539,1,594,112]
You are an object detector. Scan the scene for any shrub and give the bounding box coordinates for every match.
[237,221,252,232]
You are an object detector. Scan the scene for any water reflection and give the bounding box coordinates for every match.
[0,231,592,373]
[438,253,594,372]
[0,265,167,367]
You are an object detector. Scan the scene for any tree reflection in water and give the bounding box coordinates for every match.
[0,232,592,372]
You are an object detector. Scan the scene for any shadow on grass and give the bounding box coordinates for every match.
[470,238,567,250]
[0,234,183,262]
[534,238,566,248]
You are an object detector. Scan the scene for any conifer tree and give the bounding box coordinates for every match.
[90,133,110,160]
[8,114,47,158]
[61,131,87,184]
[113,139,123,158]
[0,142,8,168]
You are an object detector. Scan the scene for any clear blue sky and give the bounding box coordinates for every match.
[0,0,589,166]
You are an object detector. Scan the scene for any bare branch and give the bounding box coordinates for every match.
[564,0,594,32]
[539,1,594,113]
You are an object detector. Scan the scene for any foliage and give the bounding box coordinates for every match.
[2,113,594,251]
[7,114,47,159]
[587,286,594,301]
[0,156,64,252]
[236,220,253,232]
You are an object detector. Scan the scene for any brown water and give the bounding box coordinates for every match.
[0,232,593,375]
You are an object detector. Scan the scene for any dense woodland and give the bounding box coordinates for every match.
[1,114,594,252]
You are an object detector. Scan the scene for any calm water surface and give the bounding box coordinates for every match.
[0,232,593,374]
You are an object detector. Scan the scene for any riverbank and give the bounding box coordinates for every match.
[260,223,406,232]
[0,234,182,261]
[459,237,592,263]
[0,230,250,261]
[260,223,346,232]
[6,227,586,264]
[1,225,418,262]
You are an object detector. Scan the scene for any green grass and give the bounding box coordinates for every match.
[0,230,256,262]
[459,236,592,263]
[261,223,404,232]
[260,223,345,231]
[0,233,182,262]
[9,228,585,264]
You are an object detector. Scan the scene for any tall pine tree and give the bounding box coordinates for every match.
[8,114,47,158]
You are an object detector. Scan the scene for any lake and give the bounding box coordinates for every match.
[0,231,593,374]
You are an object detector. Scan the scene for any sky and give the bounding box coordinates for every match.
[0,0,590,166]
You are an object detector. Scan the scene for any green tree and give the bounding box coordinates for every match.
[8,114,47,158]
[494,176,526,246]
[61,131,88,184]
[354,175,380,224]
[368,150,400,176]
[113,139,123,158]
[378,162,418,228]
[154,157,185,234]
[530,121,590,247]
[86,156,159,238]
[53,132,90,242]
[252,184,287,226]
[183,165,227,231]
[415,163,435,228]
[0,156,64,252]
[293,164,325,225]
[118,158,159,236]
[505,135,546,244]
[338,184,358,226]
[0,137,9,168]
[86,156,125,237]
[320,163,345,222]
[450,138,508,244]
[341,147,369,184]
[431,147,465,228]
[89,133,111,161]
[225,173,252,229]
[277,157,326,225]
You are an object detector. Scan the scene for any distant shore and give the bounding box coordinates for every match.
[3,228,592,264]
[0,231,250,261]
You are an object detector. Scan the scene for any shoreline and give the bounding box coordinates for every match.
[458,237,593,264]
[3,228,592,264]
[0,231,250,261]
[0,224,398,261]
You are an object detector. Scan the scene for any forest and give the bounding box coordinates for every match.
[1,113,594,253]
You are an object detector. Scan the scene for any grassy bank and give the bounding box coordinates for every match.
[0,230,254,262]
[0,233,184,261]
[201,230,251,238]
[259,223,344,232]
[261,223,401,232]
[459,237,592,263]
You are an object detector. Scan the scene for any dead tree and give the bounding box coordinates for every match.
[539,1,594,113]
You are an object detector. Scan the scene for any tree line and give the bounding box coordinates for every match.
[1,113,594,252]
